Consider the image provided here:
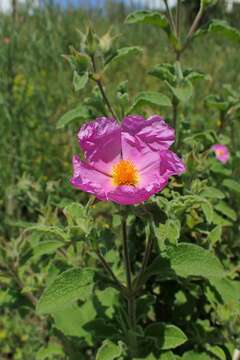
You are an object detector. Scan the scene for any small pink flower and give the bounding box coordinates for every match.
[70,115,185,205]
[3,37,11,44]
[211,144,230,164]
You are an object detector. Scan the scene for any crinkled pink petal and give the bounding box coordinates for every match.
[70,155,114,201]
[121,131,159,171]
[78,117,121,174]
[107,184,167,205]
[159,150,186,177]
[211,144,230,164]
[122,115,175,151]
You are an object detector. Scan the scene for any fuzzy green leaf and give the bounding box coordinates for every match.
[128,91,171,113]
[37,268,94,315]
[73,70,89,91]
[147,243,225,281]
[223,179,240,195]
[96,340,122,360]
[57,105,90,129]
[125,10,170,33]
[195,20,240,43]
[145,322,187,350]
[105,46,143,68]
[32,240,64,260]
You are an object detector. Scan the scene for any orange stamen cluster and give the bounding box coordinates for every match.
[216,149,225,156]
[112,160,139,186]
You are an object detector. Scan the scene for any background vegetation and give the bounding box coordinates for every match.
[1,1,240,359]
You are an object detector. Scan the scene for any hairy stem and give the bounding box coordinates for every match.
[163,0,177,35]
[122,215,137,353]
[135,233,154,292]
[90,54,117,119]
[96,248,126,293]
[186,5,204,43]
[176,0,181,38]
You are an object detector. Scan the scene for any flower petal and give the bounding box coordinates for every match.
[70,155,114,200]
[78,117,121,174]
[107,184,168,205]
[159,150,186,177]
[122,114,175,151]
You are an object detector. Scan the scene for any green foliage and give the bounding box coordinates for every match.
[125,10,170,34]
[37,268,94,314]
[57,104,91,129]
[128,92,171,113]
[146,243,225,280]
[145,323,187,350]
[1,2,240,360]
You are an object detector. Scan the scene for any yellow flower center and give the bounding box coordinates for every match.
[216,149,225,156]
[112,160,139,186]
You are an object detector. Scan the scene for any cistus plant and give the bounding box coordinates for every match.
[1,1,240,360]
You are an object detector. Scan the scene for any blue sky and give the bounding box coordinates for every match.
[0,0,177,12]
[50,0,176,9]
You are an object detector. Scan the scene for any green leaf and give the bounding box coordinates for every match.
[125,10,170,33]
[53,301,96,339]
[57,105,90,129]
[204,95,229,111]
[165,219,181,245]
[96,340,122,360]
[128,91,171,113]
[32,240,64,260]
[159,352,176,360]
[201,201,213,223]
[223,179,240,195]
[145,322,187,350]
[210,162,232,176]
[182,351,209,360]
[215,201,237,221]
[210,278,240,304]
[73,70,89,91]
[134,355,156,360]
[206,345,226,360]
[195,20,240,43]
[201,0,218,9]
[167,80,193,103]
[207,225,222,245]
[36,343,64,360]
[200,187,225,200]
[184,69,210,82]
[25,225,69,242]
[147,243,225,281]
[149,64,176,84]
[105,46,143,68]
[37,268,94,315]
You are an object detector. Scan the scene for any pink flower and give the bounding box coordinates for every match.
[211,144,230,164]
[70,115,185,205]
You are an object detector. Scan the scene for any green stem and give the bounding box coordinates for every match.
[176,0,181,38]
[96,248,126,293]
[90,54,117,119]
[135,233,154,292]
[163,0,177,36]
[121,215,137,354]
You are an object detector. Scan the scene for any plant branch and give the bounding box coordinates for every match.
[96,248,126,293]
[8,264,37,306]
[186,5,204,44]
[122,216,136,329]
[176,0,181,37]
[135,232,154,292]
[163,0,177,35]
[90,54,117,119]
